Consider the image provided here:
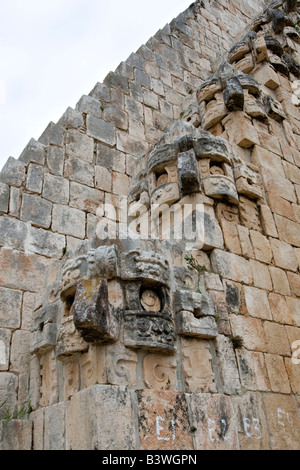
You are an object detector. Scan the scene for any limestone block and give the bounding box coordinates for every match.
[57,107,84,129]
[26,163,44,193]
[151,182,180,206]
[96,143,126,173]
[220,219,242,254]
[253,63,280,89]
[0,287,22,329]
[244,93,267,119]
[0,328,11,371]
[70,181,104,215]
[264,354,291,394]
[235,54,255,74]
[136,389,193,450]
[253,33,268,62]
[52,204,85,239]
[44,402,65,450]
[284,357,300,394]
[0,157,25,187]
[269,267,291,296]
[26,226,65,259]
[223,111,260,148]
[31,324,57,355]
[117,130,148,157]
[270,238,298,272]
[177,149,200,195]
[0,372,18,409]
[0,248,52,292]
[63,358,79,399]
[223,77,244,111]
[238,225,255,259]
[201,92,227,130]
[39,122,64,147]
[66,385,137,450]
[274,214,300,248]
[42,173,69,205]
[64,155,94,187]
[73,278,120,344]
[181,338,216,393]
[30,409,44,450]
[211,249,253,285]
[189,393,239,450]
[244,286,272,320]
[0,420,33,450]
[19,138,46,165]
[236,349,271,392]
[143,353,177,390]
[0,217,29,251]
[89,82,110,102]
[21,193,52,229]
[56,317,88,359]
[0,183,9,213]
[203,176,239,204]
[239,197,262,231]
[95,166,112,192]
[112,172,130,196]
[40,351,59,407]
[234,164,263,200]
[249,230,272,263]
[230,315,267,352]
[103,105,129,131]
[178,312,218,339]
[197,77,222,103]
[263,95,286,121]
[46,146,64,176]
[10,330,31,374]
[75,95,103,119]
[231,392,270,450]
[260,204,278,238]
[215,334,241,395]
[86,115,116,146]
[287,271,300,297]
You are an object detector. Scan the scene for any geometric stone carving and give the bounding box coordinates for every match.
[234,163,263,200]
[143,353,177,390]
[181,338,217,393]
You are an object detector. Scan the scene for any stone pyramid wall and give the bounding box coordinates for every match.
[1,0,300,451]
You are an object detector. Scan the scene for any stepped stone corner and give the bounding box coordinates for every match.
[1,0,300,450]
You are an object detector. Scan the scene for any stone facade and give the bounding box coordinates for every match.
[1,0,300,450]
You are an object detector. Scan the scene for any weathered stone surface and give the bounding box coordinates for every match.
[46,146,64,175]
[69,181,104,215]
[274,214,300,248]
[0,248,52,292]
[270,238,298,272]
[39,122,64,147]
[76,94,103,119]
[0,157,25,187]
[64,156,94,187]
[26,163,44,193]
[263,394,300,450]
[230,315,267,352]
[264,353,291,394]
[232,392,270,450]
[136,389,193,450]
[0,372,18,409]
[10,330,31,374]
[66,129,94,163]
[0,420,33,450]
[211,249,253,284]
[236,349,270,392]
[181,338,217,393]
[0,287,22,329]
[19,138,46,165]
[52,204,85,239]
[86,115,116,146]
[21,193,52,229]
[244,286,272,320]
[57,107,84,129]
[42,173,69,204]
[189,393,239,450]
[0,328,11,371]
[66,385,136,450]
[215,334,241,395]
[0,183,9,213]
[0,217,29,251]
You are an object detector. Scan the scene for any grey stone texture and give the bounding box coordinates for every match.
[20,193,52,229]
[52,204,86,239]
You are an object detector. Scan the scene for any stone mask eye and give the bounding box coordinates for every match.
[140,288,161,312]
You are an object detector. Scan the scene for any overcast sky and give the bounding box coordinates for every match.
[0,0,193,171]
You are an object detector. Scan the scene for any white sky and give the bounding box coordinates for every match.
[0,0,193,171]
